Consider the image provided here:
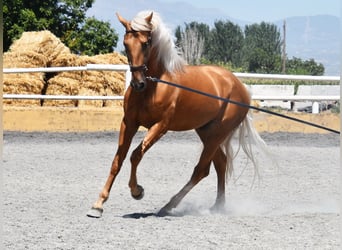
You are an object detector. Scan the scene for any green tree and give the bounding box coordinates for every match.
[64,17,118,55]
[286,57,324,75]
[4,0,56,51]
[207,20,244,65]
[3,0,118,54]
[243,22,282,73]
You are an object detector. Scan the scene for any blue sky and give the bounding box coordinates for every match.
[88,0,340,24]
[87,0,340,55]
[87,0,340,37]
[161,0,340,22]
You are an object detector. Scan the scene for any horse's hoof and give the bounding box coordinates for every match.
[210,204,225,214]
[131,185,144,200]
[156,208,171,217]
[86,207,103,218]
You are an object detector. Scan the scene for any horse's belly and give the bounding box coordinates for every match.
[168,105,220,131]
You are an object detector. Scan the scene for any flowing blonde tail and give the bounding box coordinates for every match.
[221,111,270,184]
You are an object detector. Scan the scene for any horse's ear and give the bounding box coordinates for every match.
[145,12,153,24]
[116,12,129,29]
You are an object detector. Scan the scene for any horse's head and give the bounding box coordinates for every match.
[117,12,153,92]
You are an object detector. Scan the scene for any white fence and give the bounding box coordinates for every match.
[3,64,340,112]
[3,64,131,101]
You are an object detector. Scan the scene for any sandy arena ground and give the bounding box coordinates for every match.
[3,131,340,249]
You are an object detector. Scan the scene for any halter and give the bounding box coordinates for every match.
[130,64,148,72]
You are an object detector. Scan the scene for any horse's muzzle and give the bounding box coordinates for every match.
[129,64,148,92]
[130,80,147,92]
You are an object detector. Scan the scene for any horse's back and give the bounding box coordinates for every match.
[159,65,250,131]
[177,65,250,104]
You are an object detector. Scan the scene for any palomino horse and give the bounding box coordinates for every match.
[87,10,266,218]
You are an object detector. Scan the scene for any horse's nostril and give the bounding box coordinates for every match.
[130,80,146,92]
[137,81,146,91]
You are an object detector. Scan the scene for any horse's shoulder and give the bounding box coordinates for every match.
[190,64,234,76]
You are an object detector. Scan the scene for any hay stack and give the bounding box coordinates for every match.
[92,53,127,107]
[4,30,128,107]
[43,54,82,106]
[9,30,70,62]
[78,53,127,107]
[44,52,127,107]
[3,51,48,106]
[102,71,126,107]
[92,52,128,64]
[76,55,106,107]
[4,31,71,106]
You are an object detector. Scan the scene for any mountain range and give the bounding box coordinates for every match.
[275,15,340,76]
[88,2,340,75]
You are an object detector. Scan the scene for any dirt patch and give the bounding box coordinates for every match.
[3,131,340,249]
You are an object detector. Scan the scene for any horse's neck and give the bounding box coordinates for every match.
[146,49,166,78]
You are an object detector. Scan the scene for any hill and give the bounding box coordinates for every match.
[275,15,340,75]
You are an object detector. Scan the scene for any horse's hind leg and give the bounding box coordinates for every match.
[157,123,236,216]
[157,150,213,216]
[211,147,228,211]
[158,128,225,216]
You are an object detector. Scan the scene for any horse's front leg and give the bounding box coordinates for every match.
[87,119,138,218]
[128,122,168,200]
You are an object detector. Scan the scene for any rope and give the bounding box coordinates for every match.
[146,76,340,135]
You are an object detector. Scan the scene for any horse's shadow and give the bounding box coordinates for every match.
[122,212,156,219]
[122,205,222,219]
[122,211,183,219]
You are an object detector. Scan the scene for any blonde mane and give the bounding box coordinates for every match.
[131,10,185,73]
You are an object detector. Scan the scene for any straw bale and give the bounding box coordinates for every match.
[82,53,127,96]
[9,30,70,62]
[76,55,106,107]
[72,53,127,107]
[104,72,126,94]
[43,54,83,107]
[3,31,68,106]
[49,53,82,67]
[77,88,104,107]
[46,76,79,95]
[4,31,128,107]
[43,75,80,107]
[96,53,128,96]
[91,52,128,64]
[4,51,48,68]
[3,73,44,106]
[49,54,83,82]
[4,74,44,92]
[3,51,47,106]
[101,71,126,107]
[42,70,82,107]
[103,88,124,107]
[81,70,106,92]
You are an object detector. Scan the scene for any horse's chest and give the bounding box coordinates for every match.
[139,103,168,124]
[125,99,169,128]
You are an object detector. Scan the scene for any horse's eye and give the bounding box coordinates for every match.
[142,41,149,50]
[142,37,151,50]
